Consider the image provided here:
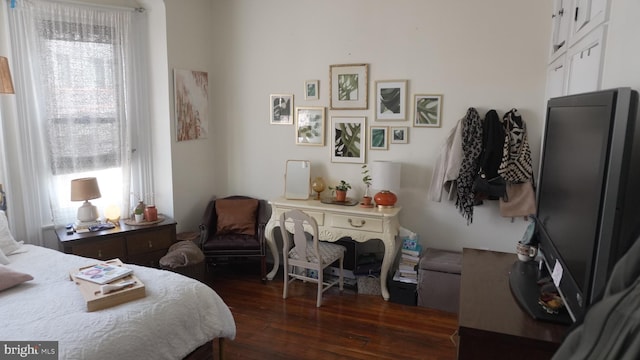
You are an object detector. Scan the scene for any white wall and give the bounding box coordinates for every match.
[165,0,551,253]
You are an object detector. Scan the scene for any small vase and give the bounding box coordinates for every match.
[335,190,347,202]
[134,213,144,223]
[144,205,158,222]
[311,177,326,200]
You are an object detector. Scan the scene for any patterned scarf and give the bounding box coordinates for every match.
[456,108,483,224]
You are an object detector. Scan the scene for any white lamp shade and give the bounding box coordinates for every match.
[371,161,401,193]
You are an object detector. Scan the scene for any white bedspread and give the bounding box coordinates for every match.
[0,245,236,360]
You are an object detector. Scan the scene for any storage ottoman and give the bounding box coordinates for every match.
[417,248,462,313]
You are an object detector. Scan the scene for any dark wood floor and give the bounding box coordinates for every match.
[204,263,459,360]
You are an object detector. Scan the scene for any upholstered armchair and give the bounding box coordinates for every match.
[199,195,271,282]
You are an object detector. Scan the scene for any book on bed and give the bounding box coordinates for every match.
[75,262,133,284]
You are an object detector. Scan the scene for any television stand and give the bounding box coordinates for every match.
[458,249,569,360]
[508,260,572,325]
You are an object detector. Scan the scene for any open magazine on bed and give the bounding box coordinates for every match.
[74,262,133,284]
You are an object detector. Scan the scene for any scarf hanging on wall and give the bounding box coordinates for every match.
[456,108,483,224]
[498,109,533,183]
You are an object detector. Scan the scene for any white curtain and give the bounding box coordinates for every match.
[2,0,153,245]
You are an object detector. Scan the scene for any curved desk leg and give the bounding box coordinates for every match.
[265,218,279,281]
[380,233,401,301]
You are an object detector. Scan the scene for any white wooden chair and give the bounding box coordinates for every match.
[279,209,345,307]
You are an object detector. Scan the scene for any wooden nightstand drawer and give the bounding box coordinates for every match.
[72,238,126,260]
[128,249,168,268]
[126,228,174,256]
[329,214,382,233]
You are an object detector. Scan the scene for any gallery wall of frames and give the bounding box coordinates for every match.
[269,63,442,164]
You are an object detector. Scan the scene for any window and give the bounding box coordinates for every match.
[6,0,152,233]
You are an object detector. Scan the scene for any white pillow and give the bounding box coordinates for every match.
[0,248,8,265]
[0,211,23,255]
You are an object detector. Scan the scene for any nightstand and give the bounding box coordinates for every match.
[56,216,177,268]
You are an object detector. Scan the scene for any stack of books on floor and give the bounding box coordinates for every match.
[394,242,422,284]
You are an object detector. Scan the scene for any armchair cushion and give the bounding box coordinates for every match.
[215,198,259,236]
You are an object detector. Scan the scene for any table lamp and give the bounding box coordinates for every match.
[0,56,15,94]
[71,177,101,223]
[371,161,401,208]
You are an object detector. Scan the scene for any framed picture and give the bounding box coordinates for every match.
[295,107,325,146]
[370,126,388,150]
[174,68,209,141]
[329,64,368,110]
[304,80,319,100]
[331,116,366,163]
[375,80,407,121]
[390,126,409,144]
[270,94,293,125]
[414,94,443,127]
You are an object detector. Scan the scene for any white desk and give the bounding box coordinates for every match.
[265,197,402,301]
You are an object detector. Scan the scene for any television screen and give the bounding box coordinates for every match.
[537,105,611,293]
[533,87,640,322]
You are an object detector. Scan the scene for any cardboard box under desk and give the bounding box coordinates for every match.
[69,259,146,312]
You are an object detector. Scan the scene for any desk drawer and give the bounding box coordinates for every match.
[274,208,324,226]
[329,214,382,233]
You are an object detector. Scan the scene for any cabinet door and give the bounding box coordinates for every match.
[546,55,566,99]
[574,0,591,33]
[570,0,609,46]
[551,0,570,58]
[566,27,605,95]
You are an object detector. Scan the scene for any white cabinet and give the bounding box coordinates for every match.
[570,0,608,45]
[566,27,605,95]
[550,0,571,60]
[546,0,610,98]
[546,55,566,99]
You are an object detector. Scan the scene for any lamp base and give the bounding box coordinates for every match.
[374,190,397,208]
[77,200,99,223]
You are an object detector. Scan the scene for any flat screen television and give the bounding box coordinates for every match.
[533,87,640,322]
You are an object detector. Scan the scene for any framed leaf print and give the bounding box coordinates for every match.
[295,107,325,146]
[304,80,319,100]
[390,126,409,144]
[413,94,443,127]
[330,64,368,110]
[370,126,388,150]
[270,94,293,124]
[376,80,407,121]
[331,116,366,163]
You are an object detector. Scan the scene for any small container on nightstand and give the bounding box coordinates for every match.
[144,205,158,222]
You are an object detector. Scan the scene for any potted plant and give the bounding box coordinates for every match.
[361,164,373,207]
[329,180,351,202]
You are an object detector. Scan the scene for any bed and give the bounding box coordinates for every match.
[0,243,236,360]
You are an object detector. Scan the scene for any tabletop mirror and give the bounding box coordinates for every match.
[285,160,310,199]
